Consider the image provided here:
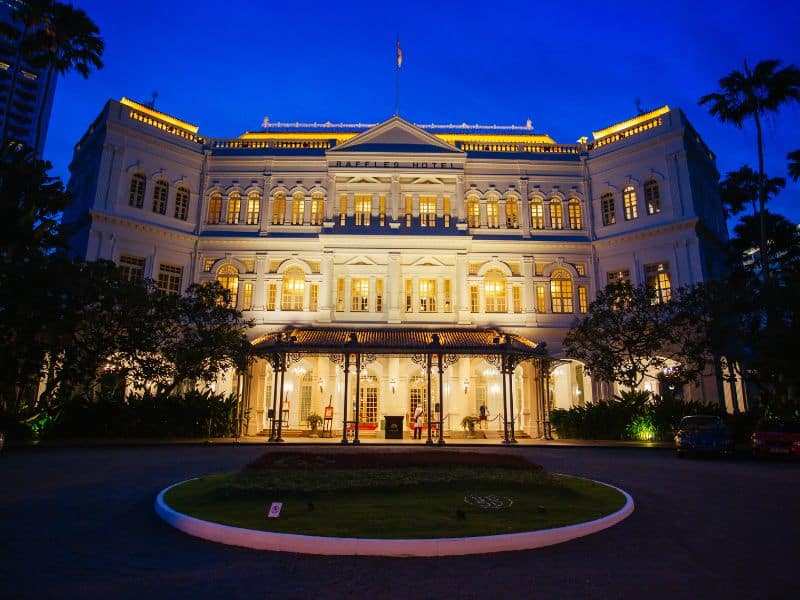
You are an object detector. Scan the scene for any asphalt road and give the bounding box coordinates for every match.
[1,444,798,599]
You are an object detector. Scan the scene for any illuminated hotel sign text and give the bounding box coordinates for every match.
[331,160,460,169]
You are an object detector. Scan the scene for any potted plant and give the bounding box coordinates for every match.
[461,415,479,438]
[307,413,323,437]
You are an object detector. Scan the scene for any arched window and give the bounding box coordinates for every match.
[467,196,481,228]
[530,198,544,229]
[550,268,573,313]
[291,192,305,225]
[550,199,563,229]
[281,267,305,310]
[216,264,239,307]
[174,186,190,221]
[486,196,500,228]
[484,269,507,313]
[310,192,324,225]
[227,191,241,224]
[505,197,519,228]
[246,191,261,225]
[567,199,582,230]
[644,179,661,215]
[152,180,168,214]
[207,192,222,224]
[623,185,638,220]
[272,192,286,225]
[601,192,616,226]
[128,173,146,208]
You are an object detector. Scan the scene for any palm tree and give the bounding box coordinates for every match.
[0,1,103,152]
[719,165,785,218]
[788,149,800,182]
[700,59,800,276]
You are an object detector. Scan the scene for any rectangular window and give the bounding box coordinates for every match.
[530,202,544,229]
[550,201,563,229]
[578,286,588,313]
[536,285,546,313]
[351,279,369,311]
[623,187,639,220]
[470,285,479,313]
[203,258,215,272]
[645,262,672,303]
[242,282,253,310]
[568,202,582,230]
[152,182,168,215]
[267,283,276,311]
[129,174,146,208]
[246,194,260,225]
[271,194,285,225]
[645,181,661,215]
[157,263,182,295]
[601,194,616,226]
[354,194,371,226]
[310,195,324,225]
[375,279,383,312]
[309,284,319,312]
[486,201,499,228]
[506,201,519,228]
[512,285,522,313]
[339,194,347,226]
[442,196,451,228]
[119,255,146,281]
[443,279,452,313]
[174,188,190,221]
[336,278,345,311]
[574,263,586,276]
[419,279,437,312]
[292,195,305,225]
[227,194,241,224]
[419,196,436,227]
[379,194,386,227]
[606,269,631,285]
[468,200,481,228]
[405,195,413,227]
[405,279,413,312]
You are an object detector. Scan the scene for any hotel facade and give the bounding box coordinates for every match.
[65,99,738,439]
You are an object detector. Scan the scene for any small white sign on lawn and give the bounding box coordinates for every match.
[268,502,283,518]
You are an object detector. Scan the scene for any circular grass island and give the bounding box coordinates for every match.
[156,448,633,556]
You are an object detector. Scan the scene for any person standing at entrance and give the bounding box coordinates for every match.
[413,403,424,440]
[479,403,488,429]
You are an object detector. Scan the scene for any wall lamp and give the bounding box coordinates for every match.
[318,378,325,393]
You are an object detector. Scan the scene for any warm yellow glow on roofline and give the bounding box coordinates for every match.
[240,132,357,143]
[120,97,199,134]
[240,131,557,145]
[592,105,670,140]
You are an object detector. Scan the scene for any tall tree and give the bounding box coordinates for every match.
[0,1,103,151]
[719,165,784,217]
[700,59,800,276]
[788,149,800,182]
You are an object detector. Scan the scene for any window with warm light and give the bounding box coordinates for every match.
[405,195,412,227]
[505,198,519,228]
[272,192,285,225]
[174,186,190,221]
[291,193,305,225]
[550,199,563,229]
[568,199,582,230]
[486,196,500,228]
[550,268,573,313]
[443,279,452,313]
[267,283,276,311]
[607,269,631,285]
[405,279,413,312]
[152,180,168,215]
[379,194,386,226]
[310,193,324,225]
[578,285,588,313]
[470,285,479,313]
[645,262,671,303]
[601,192,616,226]
[309,284,319,312]
[644,179,661,215]
[536,285,546,312]
[376,279,383,312]
[242,282,253,310]
[355,194,371,226]
[623,185,638,220]
[530,199,544,229]
[484,269,507,313]
[217,264,239,307]
[282,268,305,310]
[128,173,146,208]
[419,279,437,312]
[246,192,261,225]
[467,196,480,228]
[512,285,522,313]
[419,196,436,227]
[207,192,222,224]
[227,191,241,224]
[351,278,369,311]
[336,278,345,311]
[443,196,451,227]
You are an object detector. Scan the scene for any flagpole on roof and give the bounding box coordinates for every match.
[395,34,402,117]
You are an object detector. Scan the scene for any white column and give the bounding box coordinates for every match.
[319,251,334,322]
[387,252,401,323]
[456,252,470,324]
[253,253,267,310]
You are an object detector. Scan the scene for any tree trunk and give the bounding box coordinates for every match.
[33,63,55,156]
[754,111,770,280]
[1,26,27,147]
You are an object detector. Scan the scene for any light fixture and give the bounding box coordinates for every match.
[292,365,307,377]
[463,379,469,395]
[390,378,396,394]
[318,378,324,393]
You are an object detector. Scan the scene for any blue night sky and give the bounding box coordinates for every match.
[44,0,800,225]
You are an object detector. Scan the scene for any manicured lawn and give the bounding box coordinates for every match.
[164,460,626,539]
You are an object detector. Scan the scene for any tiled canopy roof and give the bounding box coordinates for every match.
[251,327,547,357]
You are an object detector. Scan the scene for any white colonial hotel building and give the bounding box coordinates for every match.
[65,99,737,439]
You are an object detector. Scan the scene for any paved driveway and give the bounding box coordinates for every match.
[1,445,797,599]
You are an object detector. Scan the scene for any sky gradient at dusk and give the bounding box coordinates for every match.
[43,0,800,223]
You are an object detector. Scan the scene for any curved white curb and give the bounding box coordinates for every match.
[155,476,633,557]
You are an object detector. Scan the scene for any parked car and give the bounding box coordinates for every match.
[752,419,800,459]
[674,415,734,457]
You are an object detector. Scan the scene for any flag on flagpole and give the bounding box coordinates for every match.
[396,38,403,69]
